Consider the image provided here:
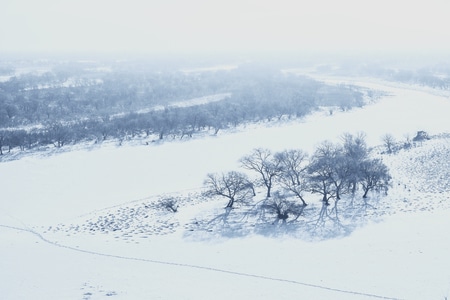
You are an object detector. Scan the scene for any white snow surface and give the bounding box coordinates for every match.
[1,77,450,300]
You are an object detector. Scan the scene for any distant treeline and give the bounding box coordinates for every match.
[0,61,369,156]
[329,62,450,89]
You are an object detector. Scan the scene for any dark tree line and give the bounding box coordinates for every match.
[204,133,391,222]
[0,61,372,158]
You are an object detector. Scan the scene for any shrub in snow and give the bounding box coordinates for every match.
[261,192,306,223]
[158,196,179,213]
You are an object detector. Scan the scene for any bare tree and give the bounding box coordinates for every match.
[332,155,354,200]
[308,150,336,205]
[150,108,179,140]
[240,148,283,198]
[0,130,8,155]
[381,133,396,153]
[359,159,392,198]
[342,132,368,161]
[403,133,412,149]
[47,122,72,148]
[341,132,368,194]
[307,141,351,205]
[275,149,309,206]
[204,171,254,208]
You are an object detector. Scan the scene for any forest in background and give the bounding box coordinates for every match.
[0,59,370,157]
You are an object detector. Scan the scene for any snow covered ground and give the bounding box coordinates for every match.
[1,76,450,299]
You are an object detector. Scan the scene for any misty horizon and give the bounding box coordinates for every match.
[2,0,450,59]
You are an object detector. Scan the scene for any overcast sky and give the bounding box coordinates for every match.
[1,0,450,56]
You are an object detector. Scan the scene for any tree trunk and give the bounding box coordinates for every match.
[351,181,357,195]
[362,188,369,198]
[226,198,234,208]
[266,186,271,198]
[249,184,256,196]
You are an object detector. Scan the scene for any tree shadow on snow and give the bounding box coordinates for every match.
[183,196,381,241]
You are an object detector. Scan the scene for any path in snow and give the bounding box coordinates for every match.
[1,76,450,300]
[0,224,402,300]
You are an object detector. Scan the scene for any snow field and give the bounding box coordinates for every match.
[1,77,450,299]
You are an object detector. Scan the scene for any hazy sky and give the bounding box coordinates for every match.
[1,0,450,55]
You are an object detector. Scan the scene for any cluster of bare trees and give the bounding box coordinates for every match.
[381,131,431,155]
[204,133,391,222]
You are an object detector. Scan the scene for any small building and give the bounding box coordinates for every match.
[413,131,430,142]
